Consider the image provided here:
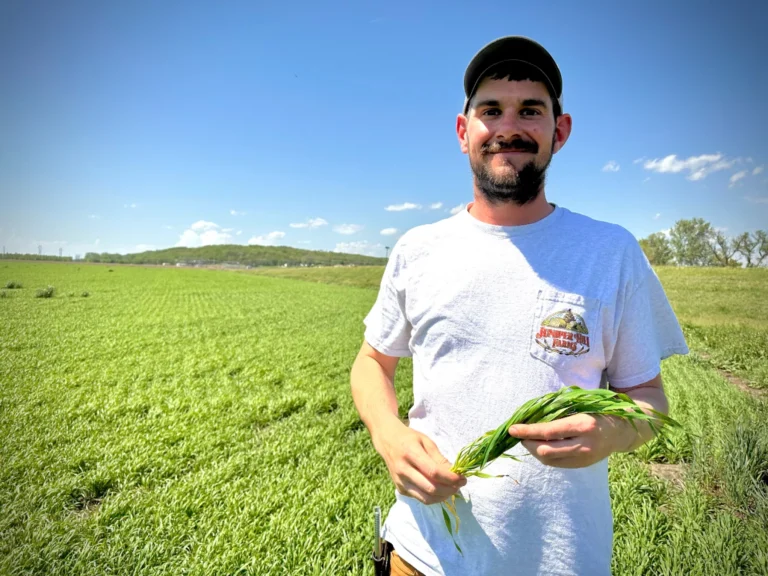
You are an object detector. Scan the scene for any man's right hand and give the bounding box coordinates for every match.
[373,420,467,505]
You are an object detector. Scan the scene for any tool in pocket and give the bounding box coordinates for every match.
[372,505,393,576]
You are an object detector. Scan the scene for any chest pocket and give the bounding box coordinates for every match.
[529,288,604,388]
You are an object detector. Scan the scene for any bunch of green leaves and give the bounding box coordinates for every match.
[440,386,683,554]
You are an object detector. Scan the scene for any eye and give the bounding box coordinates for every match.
[482,108,501,116]
[521,108,541,116]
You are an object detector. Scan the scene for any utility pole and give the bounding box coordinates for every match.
[385,246,390,259]
[38,244,42,256]
[59,247,63,258]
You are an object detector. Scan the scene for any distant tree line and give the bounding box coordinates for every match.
[0,253,73,262]
[639,218,768,267]
[83,244,386,267]
[8,221,764,269]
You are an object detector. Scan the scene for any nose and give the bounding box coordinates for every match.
[494,110,524,141]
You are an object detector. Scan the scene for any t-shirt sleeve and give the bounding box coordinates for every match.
[363,240,413,357]
[606,249,689,389]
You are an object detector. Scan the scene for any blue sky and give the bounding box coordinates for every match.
[2,0,767,258]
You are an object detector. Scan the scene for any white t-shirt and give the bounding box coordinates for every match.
[363,203,689,576]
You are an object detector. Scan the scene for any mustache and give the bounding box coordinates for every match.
[483,138,539,154]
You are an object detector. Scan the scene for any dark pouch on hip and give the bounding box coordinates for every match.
[372,539,393,576]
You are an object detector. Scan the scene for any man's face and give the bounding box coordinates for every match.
[457,77,571,205]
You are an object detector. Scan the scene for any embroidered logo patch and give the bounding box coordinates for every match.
[535,308,590,356]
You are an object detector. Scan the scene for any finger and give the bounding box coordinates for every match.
[408,448,466,490]
[522,437,587,460]
[509,422,573,441]
[398,479,437,505]
[396,479,428,505]
[399,472,459,505]
[417,437,467,487]
[509,415,594,441]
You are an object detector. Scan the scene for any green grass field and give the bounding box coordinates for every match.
[246,265,387,290]
[2,262,767,575]
[655,266,768,390]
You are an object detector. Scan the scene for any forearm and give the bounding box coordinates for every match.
[350,354,405,450]
[613,383,669,452]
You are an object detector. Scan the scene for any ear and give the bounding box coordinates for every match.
[552,113,572,154]
[456,113,469,154]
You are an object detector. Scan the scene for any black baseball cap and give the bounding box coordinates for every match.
[463,36,563,115]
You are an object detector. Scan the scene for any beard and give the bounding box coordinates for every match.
[470,137,553,206]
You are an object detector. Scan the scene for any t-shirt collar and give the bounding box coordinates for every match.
[457,201,565,237]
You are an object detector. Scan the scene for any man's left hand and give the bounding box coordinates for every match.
[508,414,635,469]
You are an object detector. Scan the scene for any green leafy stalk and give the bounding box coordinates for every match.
[439,385,684,554]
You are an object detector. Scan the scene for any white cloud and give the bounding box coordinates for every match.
[95,238,100,247]
[754,166,765,176]
[297,240,312,245]
[642,153,736,181]
[334,241,384,257]
[124,203,137,209]
[289,217,328,229]
[88,214,99,219]
[745,196,768,204]
[385,202,421,212]
[602,161,620,172]
[643,177,651,183]
[729,170,748,187]
[660,228,671,238]
[333,224,363,235]
[633,158,645,164]
[176,230,203,247]
[164,225,173,230]
[450,203,466,215]
[190,220,218,232]
[248,231,286,245]
[230,209,246,216]
[380,228,398,236]
[176,220,234,247]
[429,202,443,210]
[133,244,156,253]
[236,230,242,236]
[653,213,661,220]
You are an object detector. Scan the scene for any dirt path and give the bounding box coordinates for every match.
[697,351,768,400]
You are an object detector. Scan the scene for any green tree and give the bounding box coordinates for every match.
[755,230,768,267]
[708,231,739,267]
[669,218,715,266]
[639,232,673,265]
[733,232,757,267]
[733,230,768,267]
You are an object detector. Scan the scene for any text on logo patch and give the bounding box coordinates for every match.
[535,308,590,356]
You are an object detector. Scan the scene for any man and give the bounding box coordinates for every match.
[350,36,688,576]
